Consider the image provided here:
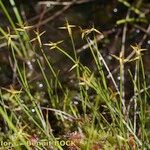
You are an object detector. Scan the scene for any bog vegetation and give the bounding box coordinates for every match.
[0,0,150,149]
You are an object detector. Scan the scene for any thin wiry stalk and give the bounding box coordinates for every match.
[41,107,77,121]
[140,58,148,145]
[40,48,63,90]
[126,84,150,119]
[120,10,130,114]
[133,58,139,134]
[87,37,120,96]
